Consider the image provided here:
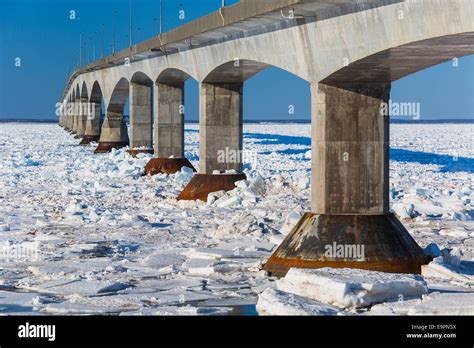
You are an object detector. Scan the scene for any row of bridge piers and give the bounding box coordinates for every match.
[58,81,431,276]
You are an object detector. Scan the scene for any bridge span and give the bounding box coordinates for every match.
[58,0,474,276]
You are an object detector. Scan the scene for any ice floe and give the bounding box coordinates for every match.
[276,268,428,309]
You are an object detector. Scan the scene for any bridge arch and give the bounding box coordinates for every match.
[203,60,272,84]
[95,78,130,153]
[75,84,80,101]
[197,59,308,175]
[90,80,103,104]
[69,87,80,134]
[73,82,89,138]
[107,78,130,115]
[80,82,88,101]
[80,81,104,144]
[320,33,474,96]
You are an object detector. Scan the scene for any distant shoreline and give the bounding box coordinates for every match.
[0,118,472,124]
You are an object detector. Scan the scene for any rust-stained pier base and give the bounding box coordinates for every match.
[145,157,196,175]
[178,173,246,202]
[264,83,430,276]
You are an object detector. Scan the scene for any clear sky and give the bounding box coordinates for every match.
[0,0,473,121]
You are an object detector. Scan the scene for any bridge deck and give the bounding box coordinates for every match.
[62,0,400,99]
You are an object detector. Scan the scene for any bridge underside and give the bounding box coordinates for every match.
[322,32,474,97]
[58,0,474,276]
[265,32,474,276]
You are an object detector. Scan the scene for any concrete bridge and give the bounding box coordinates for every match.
[58,0,474,276]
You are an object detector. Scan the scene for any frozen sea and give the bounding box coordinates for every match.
[0,121,473,315]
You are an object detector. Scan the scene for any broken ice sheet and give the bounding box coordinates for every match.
[0,122,473,315]
[408,292,474,315]
[0,290,42,315]
[17,278,131,296]
[277,268,428,309]
[257,288,341,316]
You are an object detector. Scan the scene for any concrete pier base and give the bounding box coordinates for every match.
[144,158,196,175]
[263,213,431,277]
[81,102,101,145]
[127,148,154,157]
[265,82,429,276]
[80,135,100,145]
[70,116,77,134]
[177,173,246,202]
[94,141,129,153]
[75,115,87,139]
[95,116,129,153]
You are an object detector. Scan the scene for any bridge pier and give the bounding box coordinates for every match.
[145,81,195,175]
[80,102,101,145]
[128,82,154,156]
[67,114,73,132]
[264,82,430,276]
[178,82,245,202]
[58,112,64,128]
[75,101,87,139]
[70,104,78,135]
[95,115,129,153]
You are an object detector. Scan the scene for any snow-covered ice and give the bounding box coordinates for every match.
[275,268,428,309]
[0,122,473,315]
[256,288,340,316]
[408,292,474,315]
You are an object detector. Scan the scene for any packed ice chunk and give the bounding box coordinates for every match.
[392,203,415,219]
[174,167,194,185]
[243,188,259,199]
[215,196,242,208]
[423,243,441,258]
[248,174,265,196]
[450,211,470,221]
[297,176,310,189]
[277,268,428,309]
[235,180,248,189]
[408,292,474,315]
[182,258,256,276]
[146,305,232,316]
[0,290,39,314]
[183,246,268,260]
[257,288,340,316]
[412,203,449,217]
[180,166,194,175]
[269,234,285,246]
[139,251,185,270]
[20,278,130,296]
[441,248,462,268]
[421,256,474,284]
[65,201,86,215]
[367,298,422,315]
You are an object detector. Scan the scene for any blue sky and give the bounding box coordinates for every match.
[0,0,473,120]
